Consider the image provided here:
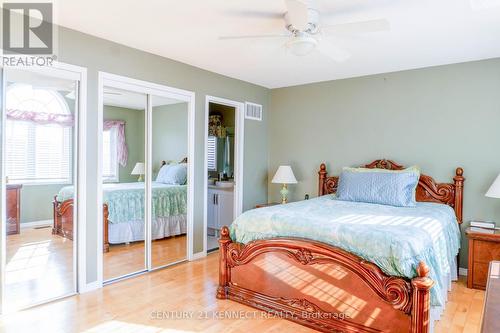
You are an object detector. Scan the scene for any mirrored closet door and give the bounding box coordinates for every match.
[150,96,188,269]
[2,67,81,310]
[100,73,191,283]
[102,87,147,281]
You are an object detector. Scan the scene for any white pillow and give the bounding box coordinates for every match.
[156,164,171,183]
[157,163,187,185]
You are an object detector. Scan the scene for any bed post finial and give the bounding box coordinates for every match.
[453,167,464,224]
[220,226,230,240]
[217,226,232,300]
[318,163,327,196]
[411,261,433,333]
[416,261,430,278]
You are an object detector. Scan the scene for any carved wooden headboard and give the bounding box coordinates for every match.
[160,157,188,167]
[318,159,465,224]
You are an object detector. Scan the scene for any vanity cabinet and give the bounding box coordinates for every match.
[207,187,234,231]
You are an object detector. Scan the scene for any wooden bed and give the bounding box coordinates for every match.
[53,159,187,253]
[52,198,110,252]
[217,159,464,333]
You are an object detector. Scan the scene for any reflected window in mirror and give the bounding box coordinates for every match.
[103,126,119,182]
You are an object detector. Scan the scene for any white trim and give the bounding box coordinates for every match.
[96,72,104,286]
[186,90,195,261]
[0,65,7,314]
[203,96,245,255]
[79,281,100,293]
[76,65,88,296]
[0,61,88,308]
[191,251,207,261]
[96,72,195,287]
[459,267,468,277]
[20,220,52,229]
[145,95,152,270]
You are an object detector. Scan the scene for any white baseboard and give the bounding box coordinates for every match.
[191,251,207,261]
[80,281,100,293]
[459,267,468,276]
[20,219,52,229]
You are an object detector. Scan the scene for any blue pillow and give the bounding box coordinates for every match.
[336,169,419,207]
[161,163,187,185]
[156,164,171,183]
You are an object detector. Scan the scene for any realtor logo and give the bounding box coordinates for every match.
[2,2,53,55]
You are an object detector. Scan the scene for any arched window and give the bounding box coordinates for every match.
[5,84,73,184]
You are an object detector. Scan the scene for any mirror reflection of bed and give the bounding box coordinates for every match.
[100,88,148,280]
[53,88,189,281]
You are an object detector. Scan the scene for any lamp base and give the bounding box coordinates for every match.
[280,184,289,204]
[137,175,143,182]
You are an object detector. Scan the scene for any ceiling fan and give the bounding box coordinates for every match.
[219,0,390,61]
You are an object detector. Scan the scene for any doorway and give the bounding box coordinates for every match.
[97,72,194,285]
[1,63,87,312]
[204,96,244,253]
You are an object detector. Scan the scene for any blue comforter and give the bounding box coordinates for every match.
[230,195,460,307]
[57,182,187,224]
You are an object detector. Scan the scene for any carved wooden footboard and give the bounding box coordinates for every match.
[53,197,110,252]
[217,159,464,332]
[217,226,433,333]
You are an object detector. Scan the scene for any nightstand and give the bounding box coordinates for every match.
[465,227,500,289]
[255,202,280,209]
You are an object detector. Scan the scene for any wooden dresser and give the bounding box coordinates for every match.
[481,261,500,332]
[6,184,22,235]
[466,227,500,289]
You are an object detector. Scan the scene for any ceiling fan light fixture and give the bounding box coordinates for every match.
[286,35,317,56]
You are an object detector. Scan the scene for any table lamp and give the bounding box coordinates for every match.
[131,162,145,182]
[272,165,297,204]
[486,174,500,199]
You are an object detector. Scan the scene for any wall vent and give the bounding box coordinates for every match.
[245,102,263,121]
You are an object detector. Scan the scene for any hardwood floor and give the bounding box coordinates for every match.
[5,227,74,310]
[0,252,485,333]
[434,276,485,333]
[104,235,187,280]
[6,227,187,310]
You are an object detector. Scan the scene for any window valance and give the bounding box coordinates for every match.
[6,108,74,127]
[103,120,128,167]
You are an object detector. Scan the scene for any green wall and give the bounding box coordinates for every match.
[269,57,500,269]
[103,105,145,183]
[54,26,269,283]
[152,103,188,177]
[20,184,65,223]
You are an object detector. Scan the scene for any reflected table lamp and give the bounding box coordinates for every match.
[272,165,297,204]
[131,162,145,182]
[486,174,500,199]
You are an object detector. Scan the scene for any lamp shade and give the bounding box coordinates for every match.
[131,162,145,175]
[272,166,297,184]
[486,173,500,198]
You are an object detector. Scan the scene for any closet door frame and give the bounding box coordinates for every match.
[0,61,88,312]
[96,72,195,286]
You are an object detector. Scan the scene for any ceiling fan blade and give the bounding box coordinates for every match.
[219,33,290,41]
[285,0,309,30]
[322,19,390,35]
[316,39,350,62]
[222,9,283,20]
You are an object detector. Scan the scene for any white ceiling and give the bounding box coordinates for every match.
[57,0,500,88]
